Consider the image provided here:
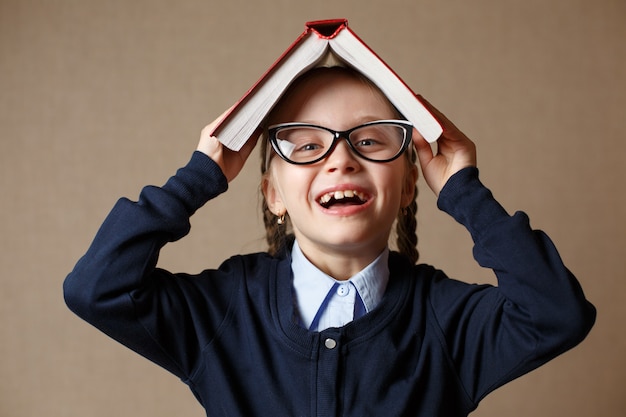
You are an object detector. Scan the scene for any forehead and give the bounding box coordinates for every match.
[268,68,398,126]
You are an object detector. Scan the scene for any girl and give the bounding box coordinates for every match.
[64,67,595,416]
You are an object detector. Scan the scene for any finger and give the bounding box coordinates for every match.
[206,104,237,133]
[412,128,435,168]
[417,95,447,124]
[416,94,461,136]
[198,105,240,155]
[238,128,262,160]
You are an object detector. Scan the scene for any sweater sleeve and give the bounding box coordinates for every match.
[63,151,232,379]
[430,167,595,404]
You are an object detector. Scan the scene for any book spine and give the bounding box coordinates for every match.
[306,19,348,39]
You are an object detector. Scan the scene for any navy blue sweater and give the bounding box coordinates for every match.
[64,151,595,416]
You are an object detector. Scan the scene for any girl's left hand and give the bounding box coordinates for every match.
[413,96,477,196]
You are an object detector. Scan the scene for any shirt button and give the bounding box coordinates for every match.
[336,284,349,297]
[324,338,337,349]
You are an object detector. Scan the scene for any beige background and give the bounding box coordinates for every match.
[1,0,624,416]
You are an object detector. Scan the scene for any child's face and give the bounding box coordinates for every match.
[263,70,417,268]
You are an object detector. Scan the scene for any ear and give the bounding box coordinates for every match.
[262,173,285,216]
[400,163,419,208]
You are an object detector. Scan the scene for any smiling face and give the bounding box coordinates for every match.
[262,68,417,278]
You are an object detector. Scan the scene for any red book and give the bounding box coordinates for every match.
[211,19,442,150]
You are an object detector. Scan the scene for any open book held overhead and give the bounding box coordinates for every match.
[211,19,443,151]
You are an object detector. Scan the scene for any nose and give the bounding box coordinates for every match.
[324,138,360,173]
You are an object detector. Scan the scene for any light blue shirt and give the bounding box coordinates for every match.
[291,241,390,331]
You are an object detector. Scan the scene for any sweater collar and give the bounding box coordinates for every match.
[272,249,413,351]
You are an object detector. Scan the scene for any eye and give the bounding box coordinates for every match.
[281,129,327,154]
[297,142,323,152]
[354,138,379,147]
[353,136,387,153]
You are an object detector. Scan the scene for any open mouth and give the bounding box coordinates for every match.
[318,190,368,209]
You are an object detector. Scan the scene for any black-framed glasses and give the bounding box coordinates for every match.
[268,120,413,165]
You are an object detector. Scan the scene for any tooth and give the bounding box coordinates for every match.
[344,190,354,198]
[334,191,345,200]
[356,191,365,201]
[320,194,331,204]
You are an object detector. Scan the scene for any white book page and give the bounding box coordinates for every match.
[217,34,329,150]
[330,31,442,142]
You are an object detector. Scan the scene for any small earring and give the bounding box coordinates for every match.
[402,207,409,216]
[277,213,286,225]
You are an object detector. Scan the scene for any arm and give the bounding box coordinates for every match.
[63,115,260,378]
[63,152,229,377]
[414,98,595,402]
[434,167,595,402]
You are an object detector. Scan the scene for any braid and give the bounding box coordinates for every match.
[261,197,285,257]
[395,146,419,264]
[395,186,419,264]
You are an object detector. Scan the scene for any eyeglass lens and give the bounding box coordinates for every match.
[275,123,407,163]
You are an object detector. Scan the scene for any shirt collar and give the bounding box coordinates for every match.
[291,240,390,327]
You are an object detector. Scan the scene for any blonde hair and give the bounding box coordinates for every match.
[260,67,419,263]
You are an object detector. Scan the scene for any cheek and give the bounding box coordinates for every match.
[271,164,314,207]
[381,164,411,198]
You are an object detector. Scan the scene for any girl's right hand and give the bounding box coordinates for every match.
[196,108,261,183]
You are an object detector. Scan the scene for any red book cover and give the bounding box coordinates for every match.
[211,19,441,149]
